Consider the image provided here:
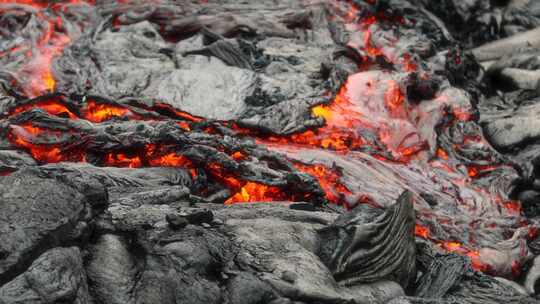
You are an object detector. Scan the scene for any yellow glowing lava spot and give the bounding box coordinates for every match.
[312,105,332,120]
[42,70,56,92]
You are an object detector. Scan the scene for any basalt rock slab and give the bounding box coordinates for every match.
[413,241,469,299]
[479,92,540,172]
[80,181,413,304]
[1,164,405,304]
[86,234,137,304]
[141,56,255,121]
[502,0,540,36]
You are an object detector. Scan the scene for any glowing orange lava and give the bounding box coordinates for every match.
[104,152,142,168]
[415,224,430,239]
[83,100,141,123]
[7,124,82,163]
[1,1,97,97]
[148,152,192,167]
[224,182,286,205]
[265,73,425,162]
[9,98,77,119]
[23,19,70,97]
[294,162,352,205]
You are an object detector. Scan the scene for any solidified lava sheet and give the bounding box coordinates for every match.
[2,0,540,303]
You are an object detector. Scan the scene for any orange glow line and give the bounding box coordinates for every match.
[10,100,77,119]
[83,100,141,123]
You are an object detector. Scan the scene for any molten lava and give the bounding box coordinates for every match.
[148,152,192,167]
[415,224,430,239]
[0,1,82,97]
[265,72,426,162]
[9,98,77,119]
[104,152,142,168]
[7,124,78,163]
[293,162,352,205]
[224,182,286,205]
[83,99,142,123]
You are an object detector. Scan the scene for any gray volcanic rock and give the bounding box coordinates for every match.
[0,150,36,172]
[318,191,417,289]
[86,234,138,304]
[0,168,107,286]
[0,247,90,304]
[0,157,425,304]
[80,181,415,304]
[54,21,175,100]
[479,92,540,179]
[482,98,540,151]
[141,56,255,121]
[52,2,335,133]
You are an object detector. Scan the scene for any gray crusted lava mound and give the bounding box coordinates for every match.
[52,2,333,132]
[0,166,417,304]
[0,247,90,304]
[0,168,107,287]
[318,191,416,289]
[0,165,534,304]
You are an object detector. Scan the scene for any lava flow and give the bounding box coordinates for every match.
[0,0,95,97]
[0,0,535,279]
[268,73,427,161]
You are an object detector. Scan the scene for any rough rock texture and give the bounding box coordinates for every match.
[0,165,417,304]
[0,168,107,286]
[0,247,90,304]
[52,2,332,133]
[318,191,416,288]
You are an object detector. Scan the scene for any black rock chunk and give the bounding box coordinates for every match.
[0,247,90,303]
[166,214,189,229]
[186,209,214,225]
